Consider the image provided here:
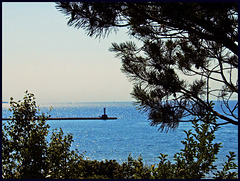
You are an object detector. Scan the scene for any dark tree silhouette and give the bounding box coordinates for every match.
[56,2,238,131]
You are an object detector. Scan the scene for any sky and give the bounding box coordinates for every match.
[2,2,238,104]
[2,2,134,103]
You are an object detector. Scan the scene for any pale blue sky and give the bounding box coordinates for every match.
[2,2,134,103]
[2,2,238,104]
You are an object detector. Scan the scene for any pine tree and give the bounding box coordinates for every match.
[56,2,238,131]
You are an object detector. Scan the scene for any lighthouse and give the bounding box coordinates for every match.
[101,107,108,119]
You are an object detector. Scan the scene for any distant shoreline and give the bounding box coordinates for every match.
[2,100,238,105]
[34,100,239,105]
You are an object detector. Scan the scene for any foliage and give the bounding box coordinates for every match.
[45,127,84,179]
[2,91,84,179]
[150,108,238,179]
[2,91,49,179]
[56,2,238,131]
[2,92,237,179]
[213,151,238,179]
[119,154,152,179]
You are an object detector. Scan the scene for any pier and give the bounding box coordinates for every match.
[2,108,117,121]
[2,117,117,120]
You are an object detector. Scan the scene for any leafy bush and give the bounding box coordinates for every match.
[2,91,50,178]
[151,104,238,179]
[2,91,238,179]
[2,91,83,179]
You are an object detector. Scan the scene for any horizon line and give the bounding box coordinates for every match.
[3,99,238,105]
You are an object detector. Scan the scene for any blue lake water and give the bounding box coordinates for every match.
[2,101,238,173]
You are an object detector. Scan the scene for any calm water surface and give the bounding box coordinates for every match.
[2,101,238,171]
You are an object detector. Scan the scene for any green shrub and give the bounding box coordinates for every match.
[213,151,238,179]
[151,103,238,179]
[2,91,83,179]
[2,91,49,179]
